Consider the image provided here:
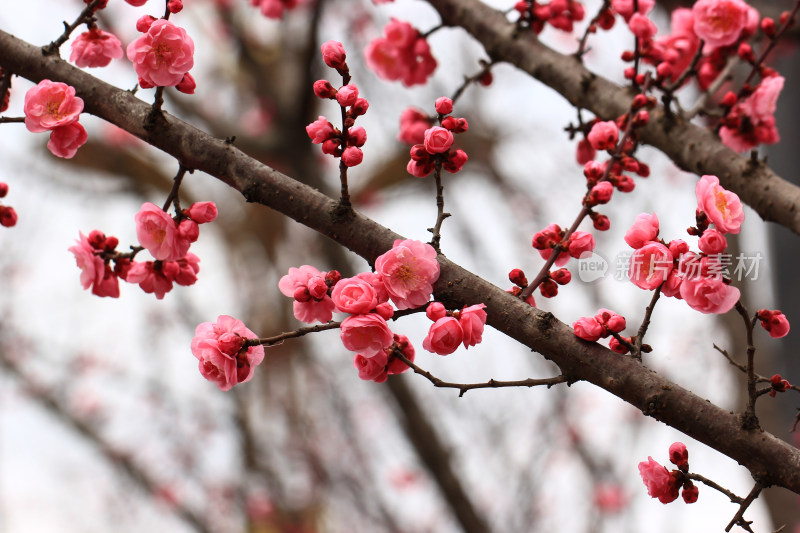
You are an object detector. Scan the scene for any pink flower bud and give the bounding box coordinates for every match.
[218,332,244,356]
[624,213,659,249]
[335,84,359,107]
[306,116,335,144]
[321,40,346,69]
[307,277,328,299]
[375,302,395,320]
[167,0,183,13]
[757,309,790,338]
[682,483,699,504]
[423,126,454,154]
[178,219,199,243]
[576,138,596,165]
[136,15,157,33]
[426,301,447,321]
[188,202,218,224]
[422,317,463,355]
[341,146,363,167]
[293,286,311,302]
[668,442,689,469]
[176,72,196,95]
[434,96,453,115]
[351,97,370,116]
[588,181,614,205]
[587,120,619,151]
[348,126,367,147]
[443,149,468,173]
[698,228,727,254]
[638,457,680,504]
[313,79,337,99]
[0,182,7,198]
[573,317,603,341]
[0,206,18,227]
[567,231,595,258]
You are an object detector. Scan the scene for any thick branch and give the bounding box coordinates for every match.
[2,29,800,494]
[424,0,800,235]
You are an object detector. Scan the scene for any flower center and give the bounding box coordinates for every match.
[714,189,730,219]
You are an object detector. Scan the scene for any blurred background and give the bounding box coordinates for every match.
[0,0,797,531]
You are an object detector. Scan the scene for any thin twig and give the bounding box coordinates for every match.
[162,165,189,213]
[428,160,450,252]
[574,0,611,59]
[743,1,800,86]
[245,321,342,348]
[391,351,567,397]
[632,283,661,360]
[686,473,744,504]
[42,0,101,55]
[685,55,739,119]
[0,116,24,123]
[725,483,762,532]
[449,60,494,106]
[735,300,759,428]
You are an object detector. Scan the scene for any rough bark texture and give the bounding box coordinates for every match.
[425,0,800,235]
[2,29,800,495]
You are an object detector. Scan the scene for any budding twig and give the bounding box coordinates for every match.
[735,300,760,429]
[245,320,342,348]
[42,0,102,55]
[724,482,762,532]
[428,160,450,253]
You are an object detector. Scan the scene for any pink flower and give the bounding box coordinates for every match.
[331,276,378,314]
[126,19,194,87]
[698,228,727,254]
[125,0,149,5]
[134,202,189,261]
[720,76,784,152]
[692,0,749,51]
[695,175,744,234]
[354,351,389,383]
[423,317,463,355]
[191,315,265,391]
[443,149,468,173]
[47,122,88,159]
[435,97,453,115]
[669,442,689,469]
[321,40,346,69]
[679,276,740,314]
[573,316,603,341]
[355,271,389,303]
[365,19,437,87]
[638,457,680,504]
[348,126,367,147]
[126,260,176,299]
[250,0,299,19]
[175,253,201,286]
[629,13,657,41]
[423,126,454,154]
[278,265,336,324]
[587,121,619,151]
[595,308,626,333]
[188,201,217,223]
[740,76,784,122]
[375,239,440,310]
[24,80,84,133]
[459,303,487,348]
[655,9,701,82]
[387,334,415,374]
[588,181,613,204]
[629,242,673,290]
[576,138,596,165]
[757,309,790,338]
[306,116,335,144]
[611,0,654,21]
[335,84,359,107]
[341,146,363,167]
[70,29,123,68]
[398,107,432,145]
[567,231,595,258]
[624,213,659,249]
[69,232,120,298]
[340,313,394,357]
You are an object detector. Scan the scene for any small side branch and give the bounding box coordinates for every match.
[42,0,101,55]
[392,351,567,397]
[724,483,762,532]
[245,321,342,348]
[428,160,450,252]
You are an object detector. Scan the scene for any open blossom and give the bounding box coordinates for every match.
[354,351,390,383]
[375,239,440,310]
[680,275,740,314]
[459,304,487,348]
[573,316,603,341]
[24,80,84,133]
[624,213,659,249]
[331,276,378,314]
[365,18,437,87]
[629,12,657,40]
[126,19,194,87]
[340,313,394,357]
[638,457,680,504]
[423,316,463,355]
[306,116,335,143]
[629,242,673,290]
[191,315,265,391]
[695,175,744,234]
[47,123,88,159]
[134,202,189,261]
[70,29,123,68]
[692,0,749,51]
[398,107,433,145]
[567,231,595,258]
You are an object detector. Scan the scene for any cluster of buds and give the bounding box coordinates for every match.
[0,182,17,228]
[423,301,488,355]
[638,442,698,505]
[756,309,790,339]
[572,309,630,353]
[514,0,586,34]
[507,268,536,306]
[306,41,369,167]
[407,97,468,177]
[531,223,595,267]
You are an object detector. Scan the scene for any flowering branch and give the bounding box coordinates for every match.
[390,350,568,397]
[742,1,800,86]
[424,0,800,236]
[685,473,744,505]
[4,28,800,495]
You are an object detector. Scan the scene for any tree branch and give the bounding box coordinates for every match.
[423,0,800,236]
[2,29,800,495]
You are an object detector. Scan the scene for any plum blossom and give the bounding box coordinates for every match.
[279,265,336,324]
[134,202,189,261]
[47,122,88,159]
[423,126,454,154]
[69,232,119,298]
[624,213,659,249]
[669,442,689,470]
[719,76,784,152]
[191,315,265,391]
[331,276,378,314]
[629,242,673,290]
[695,175,744,234]
[24,80,83,133]
[398,107,433,144]
[423,316,463,355]
[638,457,680,503]
[126,19,194,87]
[692,0,749,51]
[459,303,487,348]
[321,40,346,69]
[249,0,298,19]
[697,228,727,254]
[375,239,440,310]
[757,309,790,338]
[365,19,437,87]
[587,121,619,151]
[353,334,415,383]
[70,29,123,68]
[340,313,394,357]
[679,275,740,314]
[573,316,603,341]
